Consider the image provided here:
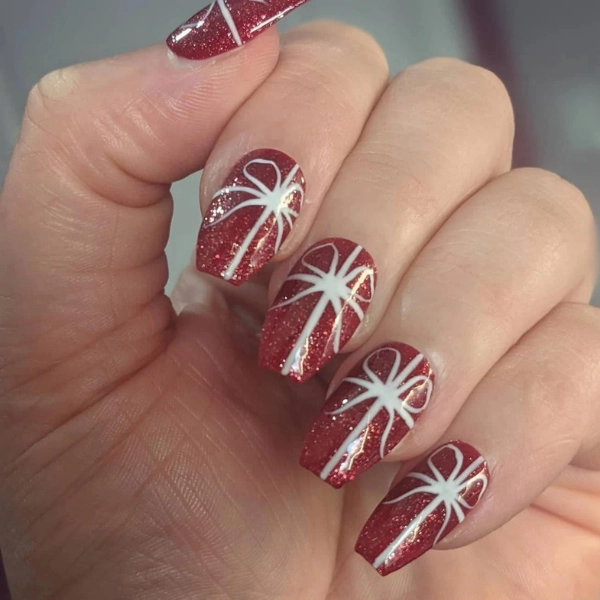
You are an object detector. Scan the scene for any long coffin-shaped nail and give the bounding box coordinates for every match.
[167,0,311,60]
[259,238,377,383]
[196,149,306,286]
[300,343,434,488]
[355,441,489,576]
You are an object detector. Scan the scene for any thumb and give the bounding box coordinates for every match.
[0,33,279,397]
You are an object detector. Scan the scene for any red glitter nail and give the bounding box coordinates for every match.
[167,0,311,60]
[356,441,489,576]
[196,149,305,286]
[259,238,377,383]
[300,343,435,488]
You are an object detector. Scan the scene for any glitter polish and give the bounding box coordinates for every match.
[196,149,305,286]
[356,441,489,576]
[300,343,435,488]
[259,238,377,383]
[167,0,311,60]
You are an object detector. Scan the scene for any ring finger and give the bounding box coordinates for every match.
[300,167,596,487]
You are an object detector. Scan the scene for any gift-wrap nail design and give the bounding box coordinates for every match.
[196,149,305,285]
[167,0,311,60]
[259,239,377,383]
[301,343,434,488]
[355,441,489,576]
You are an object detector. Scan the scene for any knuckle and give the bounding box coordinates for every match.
[344,147,436,220]
[397,57,514,133]
[508,167,595,234]
[284,20,389,81]
[411,57,509,97]
[276,21,388,127]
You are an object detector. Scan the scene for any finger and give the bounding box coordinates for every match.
[355,302,600,576]
[167,0,311,61]
[0,35,279,394]
[301,168,596,486]
[195,21,389,285]
[258,57,515,382]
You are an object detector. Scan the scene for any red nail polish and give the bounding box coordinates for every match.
[300,343,434,488]
[196,149,305,286]
[355,441,489,576]
[167,0,311,60]
[259,239,377,383]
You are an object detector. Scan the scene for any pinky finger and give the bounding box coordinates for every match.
[355,302,600,576]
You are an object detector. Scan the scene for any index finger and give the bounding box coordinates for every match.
[0,32,279,393]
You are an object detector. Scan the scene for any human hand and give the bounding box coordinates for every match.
[1,4,600,599]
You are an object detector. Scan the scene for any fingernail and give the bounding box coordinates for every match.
[196,149,305,286]
[167,0,311,60]
[355,441,489,576]
[259,238,377,383]
[300,343,434,488]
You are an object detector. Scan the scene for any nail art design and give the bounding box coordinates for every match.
[259,239,376,383]
[300,343,434,488]
[356,441,489,576]
[196,149,305,285]
[167,0,311,60]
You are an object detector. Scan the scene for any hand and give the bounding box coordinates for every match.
[1,9,599,599]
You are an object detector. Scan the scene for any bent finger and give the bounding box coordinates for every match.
[356,302,600,575]
[258,57,515,383]
[0,34,279,391]
[301,168,596,486]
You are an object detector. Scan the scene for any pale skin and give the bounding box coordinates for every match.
[1,19,600,600]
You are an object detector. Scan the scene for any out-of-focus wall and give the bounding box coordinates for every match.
[499,1,600,303]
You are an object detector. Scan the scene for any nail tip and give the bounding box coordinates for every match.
[354,546,389,576]
[197,148,305,288]
[165,35,201,61]
[194,261,247,287]
[284,371,310,384]
[259,238,377,386]
[166,0,313,61]
[257,353,314,383]
[165,20,219,61]
[257,355,287,378]
[298,459,347,489]
[354,543,410,577]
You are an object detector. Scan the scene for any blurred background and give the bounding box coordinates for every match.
[0,0,599,594]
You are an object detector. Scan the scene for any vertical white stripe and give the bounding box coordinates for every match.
[372,445,487,570]
[217,0,244,46]
[372,498,442,570]
[319,351,430,480]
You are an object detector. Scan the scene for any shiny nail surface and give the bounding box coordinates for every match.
[300,343,434,488]
[356,441,489,576]
[167,0,311,60]
[259,238,377,383]
[196,149,305,285]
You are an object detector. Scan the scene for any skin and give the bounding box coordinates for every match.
[1,19,600,600]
